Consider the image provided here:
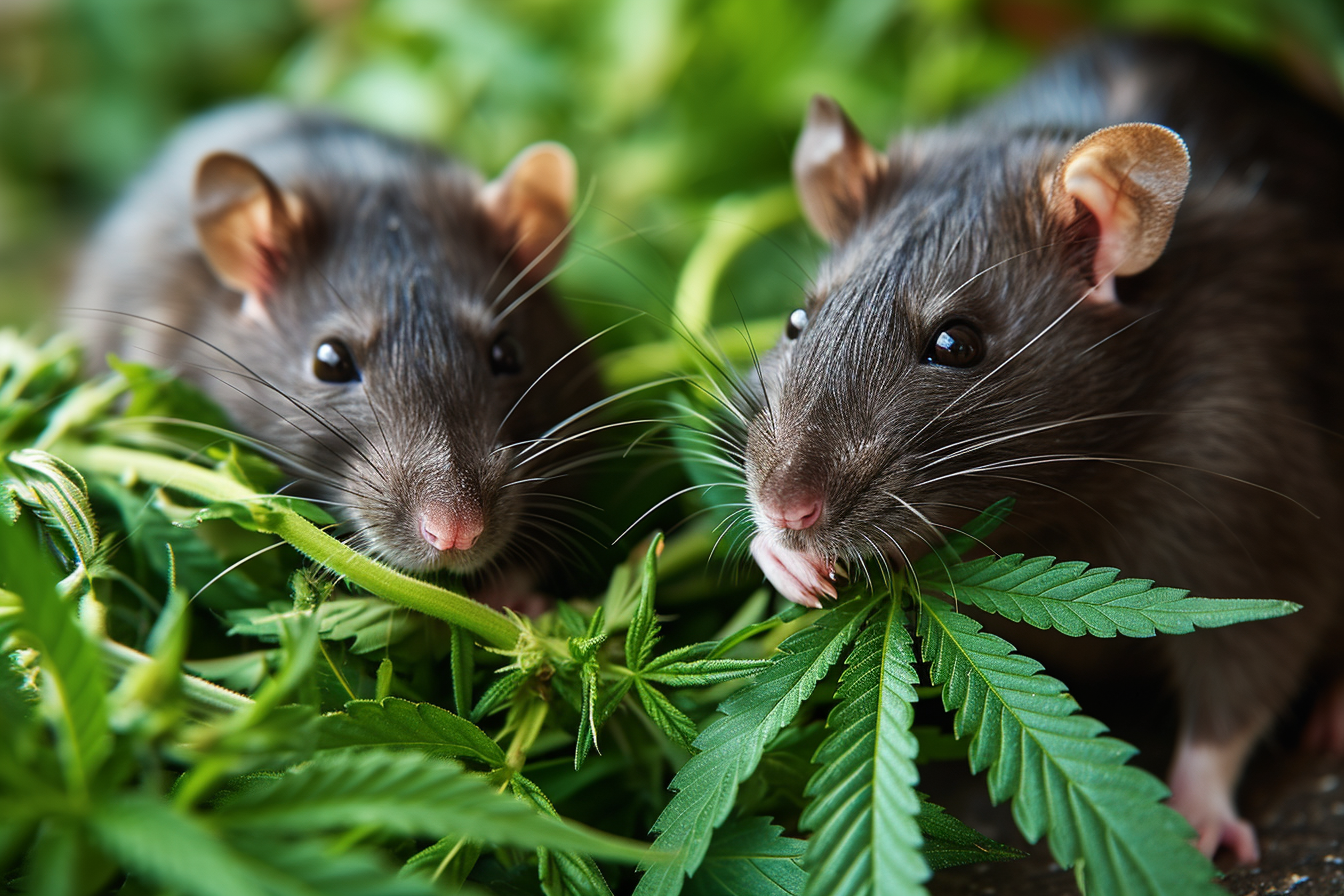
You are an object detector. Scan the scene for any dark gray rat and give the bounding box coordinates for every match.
[741,36,1344,863]
[67,102,603,605]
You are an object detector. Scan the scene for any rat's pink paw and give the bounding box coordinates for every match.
[1303,677,1344,754]
[474,571,552,617]
[750,533,836,608]
[1168,738,1260,865]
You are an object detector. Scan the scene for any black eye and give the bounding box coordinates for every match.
[313,339,359,382]
[490,333,523,375]
[785,308,808,340]
[924,321,984,368]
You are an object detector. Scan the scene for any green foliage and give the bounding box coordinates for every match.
[917,594,1223,895]
[684,816,807,896]
[5,3,1340,892]
[799,600,926,896]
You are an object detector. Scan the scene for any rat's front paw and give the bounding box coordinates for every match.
[750,533,837,608]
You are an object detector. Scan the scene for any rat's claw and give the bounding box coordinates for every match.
[750,533,837,608]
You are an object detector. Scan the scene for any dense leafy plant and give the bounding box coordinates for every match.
[0,331,1300,895]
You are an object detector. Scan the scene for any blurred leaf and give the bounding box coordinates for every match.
[317,696,507,767]
[916,793,1025,871]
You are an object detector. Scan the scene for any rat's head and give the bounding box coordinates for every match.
[187,136,595,576]
[744,97,1190,605]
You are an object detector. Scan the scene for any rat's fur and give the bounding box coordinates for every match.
[743,36,1344,860]
[69,103,602,584]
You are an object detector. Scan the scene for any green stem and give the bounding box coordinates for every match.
[100,639,252,714]
[57,444,523,650]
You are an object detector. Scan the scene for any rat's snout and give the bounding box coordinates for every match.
[766,495,823,531]
[418,501,484,553]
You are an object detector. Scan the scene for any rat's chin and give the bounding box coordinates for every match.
[750,531,838,609]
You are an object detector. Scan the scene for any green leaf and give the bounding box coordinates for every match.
[215,748,652,863]
[915,793,1025,871]
[708,603,811,659]
[6,448,99,574]
[512,774,616,896]
[684,815,807,896]
[229,597,435,654]
[88,793,268,896]
[402,835,482,888]
[911,498,1014,577]
[234,833,442,896]
[634,593,882,896]
[472,667,533,721]
[635,678,698,751]
[626,533,665,672]
[1,517,111,797]
[641,657,772,687]
[921,553,1300,637]
[916,593,1221,896]
[800,599,927,896]
[317,697,507,767]
[451,623,475,717]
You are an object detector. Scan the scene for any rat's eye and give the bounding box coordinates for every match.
[785,308,808,340]
[490,333,523,375]
[313,339,359,382]
[924,321,984,368]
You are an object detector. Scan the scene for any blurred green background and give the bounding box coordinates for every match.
[1,0,1342,351]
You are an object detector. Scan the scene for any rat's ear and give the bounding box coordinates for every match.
[1048,123,1190,303]
[193,152,305,304]
[480,142,577,282]
[793,95,887,244]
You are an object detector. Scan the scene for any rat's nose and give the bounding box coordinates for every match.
[769,498,823,531]
[419,503,484,552]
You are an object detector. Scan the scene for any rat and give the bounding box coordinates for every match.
[67,102,604,608]
[740,35,1344,864]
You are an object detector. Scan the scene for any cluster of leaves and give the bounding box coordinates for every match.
[0,331,1303,895]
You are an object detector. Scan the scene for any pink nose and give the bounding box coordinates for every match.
[770,499,822,531]
[419,504,484,552]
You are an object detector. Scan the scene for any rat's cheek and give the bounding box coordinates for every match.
[749,532,837,608]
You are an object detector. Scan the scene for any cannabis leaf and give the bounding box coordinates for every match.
[317,697,507,767]
[684,815,807,896]
[915,794,1025,871]
[921,553,1299,637]
[214,748,652,863]
[916,593,1222,895]
[800,598,927,896]
[634,593,882,896]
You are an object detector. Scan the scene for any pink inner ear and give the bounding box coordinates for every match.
[1063,158,1136,303]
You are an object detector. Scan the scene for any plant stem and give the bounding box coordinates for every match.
[57,443,523,650]
[100,639,252,713]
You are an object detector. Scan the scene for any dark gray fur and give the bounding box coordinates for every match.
[68,102,601,579]
[746,36,1344,746]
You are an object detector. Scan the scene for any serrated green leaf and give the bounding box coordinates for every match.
[451,623,475,717]
[915,793,1025,871]
[641,657,772,687]
[922,553,1300,637]
[233,833,442,896]
[401,835,481,888]
[916,593,1221,896]
[684,815,807,896]
[626,533,664,672]
[635,678,699,751]
[634,593,881,896]
[472,667,533,721]
[575,654,602,770]
[317,697,507,767]
[214,748,651,863]
[800,599,927,896]
[1,518,111,797]
[7,448,99,573]
[513,774,616,896]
